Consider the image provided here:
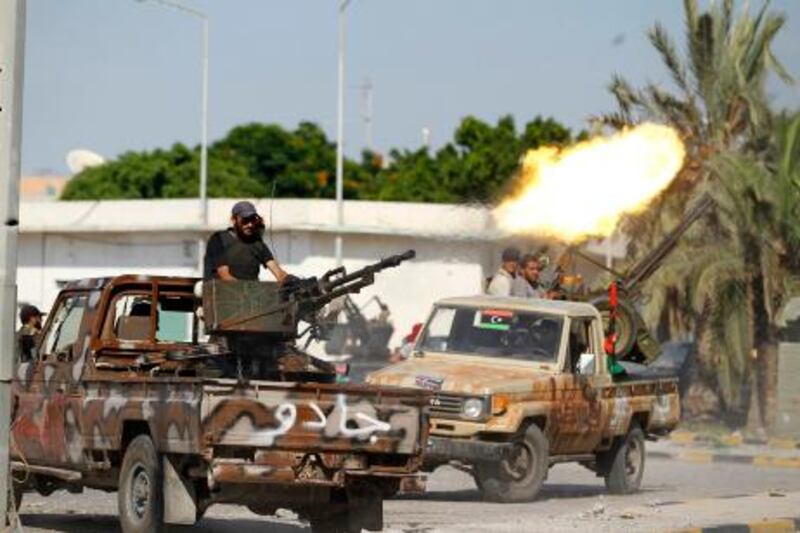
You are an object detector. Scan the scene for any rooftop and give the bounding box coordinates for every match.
[18,198,628,256]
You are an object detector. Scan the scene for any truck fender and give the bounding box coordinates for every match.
[488,402,549,436]
[631,412,650,432]
[120,419,153,452]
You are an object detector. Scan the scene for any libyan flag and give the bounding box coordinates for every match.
[475,309,514,331]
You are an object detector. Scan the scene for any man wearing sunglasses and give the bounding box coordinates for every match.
[204,201,289,283]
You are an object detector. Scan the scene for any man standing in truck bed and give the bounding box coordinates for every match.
[487,246,520,296]
[204,200,289,282]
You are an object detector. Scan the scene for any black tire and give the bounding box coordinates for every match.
[475,424,549,503]
[6,477,22,526]
[310,510,359,533]
[195,504,208,523]
[12,482,22,512]
[603,425,645,495]
[246,503,275,517]
[118,435,163,533]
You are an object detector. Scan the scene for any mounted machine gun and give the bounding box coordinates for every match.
[200,249,416,380]
[551,195,714,364]
[323,295,394,361]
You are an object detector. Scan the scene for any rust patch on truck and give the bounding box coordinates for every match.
[11,266,427,530]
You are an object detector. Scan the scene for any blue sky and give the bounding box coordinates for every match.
[21,0,800,175]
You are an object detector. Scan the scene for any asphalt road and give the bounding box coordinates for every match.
[12,450,800,533]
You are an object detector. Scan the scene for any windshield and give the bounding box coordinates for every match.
[418,306,563,362]
[41,293,90,360]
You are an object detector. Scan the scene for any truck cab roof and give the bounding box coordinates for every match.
[62,275,199,292]
[436,295,602,318]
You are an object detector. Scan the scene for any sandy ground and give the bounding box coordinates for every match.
[10,446,800,532]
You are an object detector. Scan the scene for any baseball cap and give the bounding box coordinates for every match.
[231,201,258,218]
[19,304,44,324]
[501,246,521,263]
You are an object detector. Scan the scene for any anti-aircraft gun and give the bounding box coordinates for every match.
[200,249,416,381]
[549,195,714,365]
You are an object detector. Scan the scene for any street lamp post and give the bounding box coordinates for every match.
[137,0,209,271]
[335,0,352,267]
[0,0,26,525]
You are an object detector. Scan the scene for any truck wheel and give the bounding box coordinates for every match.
[309,510,358,533]
[475,424,549,503]
[6,476,23,526]
[310,491,382,533]
[603,425,645,495]
[118,435,163,533]
[12,483,22,513]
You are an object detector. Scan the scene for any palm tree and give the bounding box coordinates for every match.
[707,113,800,427]
[597,0,794,427]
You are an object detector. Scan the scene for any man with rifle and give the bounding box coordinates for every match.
[204,200,289,282]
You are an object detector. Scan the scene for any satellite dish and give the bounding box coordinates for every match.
[66,149,105,174]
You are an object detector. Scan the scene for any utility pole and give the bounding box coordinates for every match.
[360,78,373,152]
[334,0,352,267]
[136,0,208,274]
[0,0,26,525]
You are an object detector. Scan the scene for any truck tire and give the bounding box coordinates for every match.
[310,490,382,533]
[118,435,164,533]
[475,424,549,503]
[6,476,22,526]
[310,509,360,533]
[602,425,645,495]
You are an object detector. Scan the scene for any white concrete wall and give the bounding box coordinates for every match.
[16,230,488,348]
[16,198,625,346]
[17,233,199,313]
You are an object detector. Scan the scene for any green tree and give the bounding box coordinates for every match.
[64,122,384,201]
[61,143,262,200]
[214,121,349,198]
[705,112,800,425]
[599,0,793,426]
[372,115,575,203]
[62,115,577,203]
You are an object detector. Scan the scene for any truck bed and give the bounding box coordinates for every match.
[202,379,426,455]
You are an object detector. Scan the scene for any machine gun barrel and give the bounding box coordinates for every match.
[305,250,416,311]
[621,194,713,294]
[204,250,416,336]
[321,249,416,292]
[548,194,714,302]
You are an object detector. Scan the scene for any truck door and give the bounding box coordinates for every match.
[554,317,606,454]
[12,292,91,467]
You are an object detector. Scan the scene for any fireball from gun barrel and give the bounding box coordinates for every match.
[494,123,685,243]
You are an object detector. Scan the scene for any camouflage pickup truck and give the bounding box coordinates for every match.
[367,295,680,503]
[11,257,426,532]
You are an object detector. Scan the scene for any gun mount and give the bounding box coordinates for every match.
[552,195,714,364]
[201,249,416,380]
[323,295,395,361]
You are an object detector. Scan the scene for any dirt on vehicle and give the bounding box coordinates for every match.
[10,251,428,533]
[367,296,680,502]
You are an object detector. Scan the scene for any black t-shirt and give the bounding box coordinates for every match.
[204,229,274,280]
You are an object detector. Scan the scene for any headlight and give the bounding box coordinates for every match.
[462,397,485,419]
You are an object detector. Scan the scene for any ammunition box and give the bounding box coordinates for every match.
[202,280,297,335]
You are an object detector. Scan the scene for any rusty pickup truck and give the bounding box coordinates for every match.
[367,295,680,503]
[11,262,426,532]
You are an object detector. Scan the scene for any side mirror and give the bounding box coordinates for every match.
[577,353,595,375]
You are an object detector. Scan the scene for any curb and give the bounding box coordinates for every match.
[671,516,800,532]
[647,449,800,469]
[669,431,800,450]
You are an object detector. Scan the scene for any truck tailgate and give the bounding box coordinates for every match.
[201,380,426,456]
